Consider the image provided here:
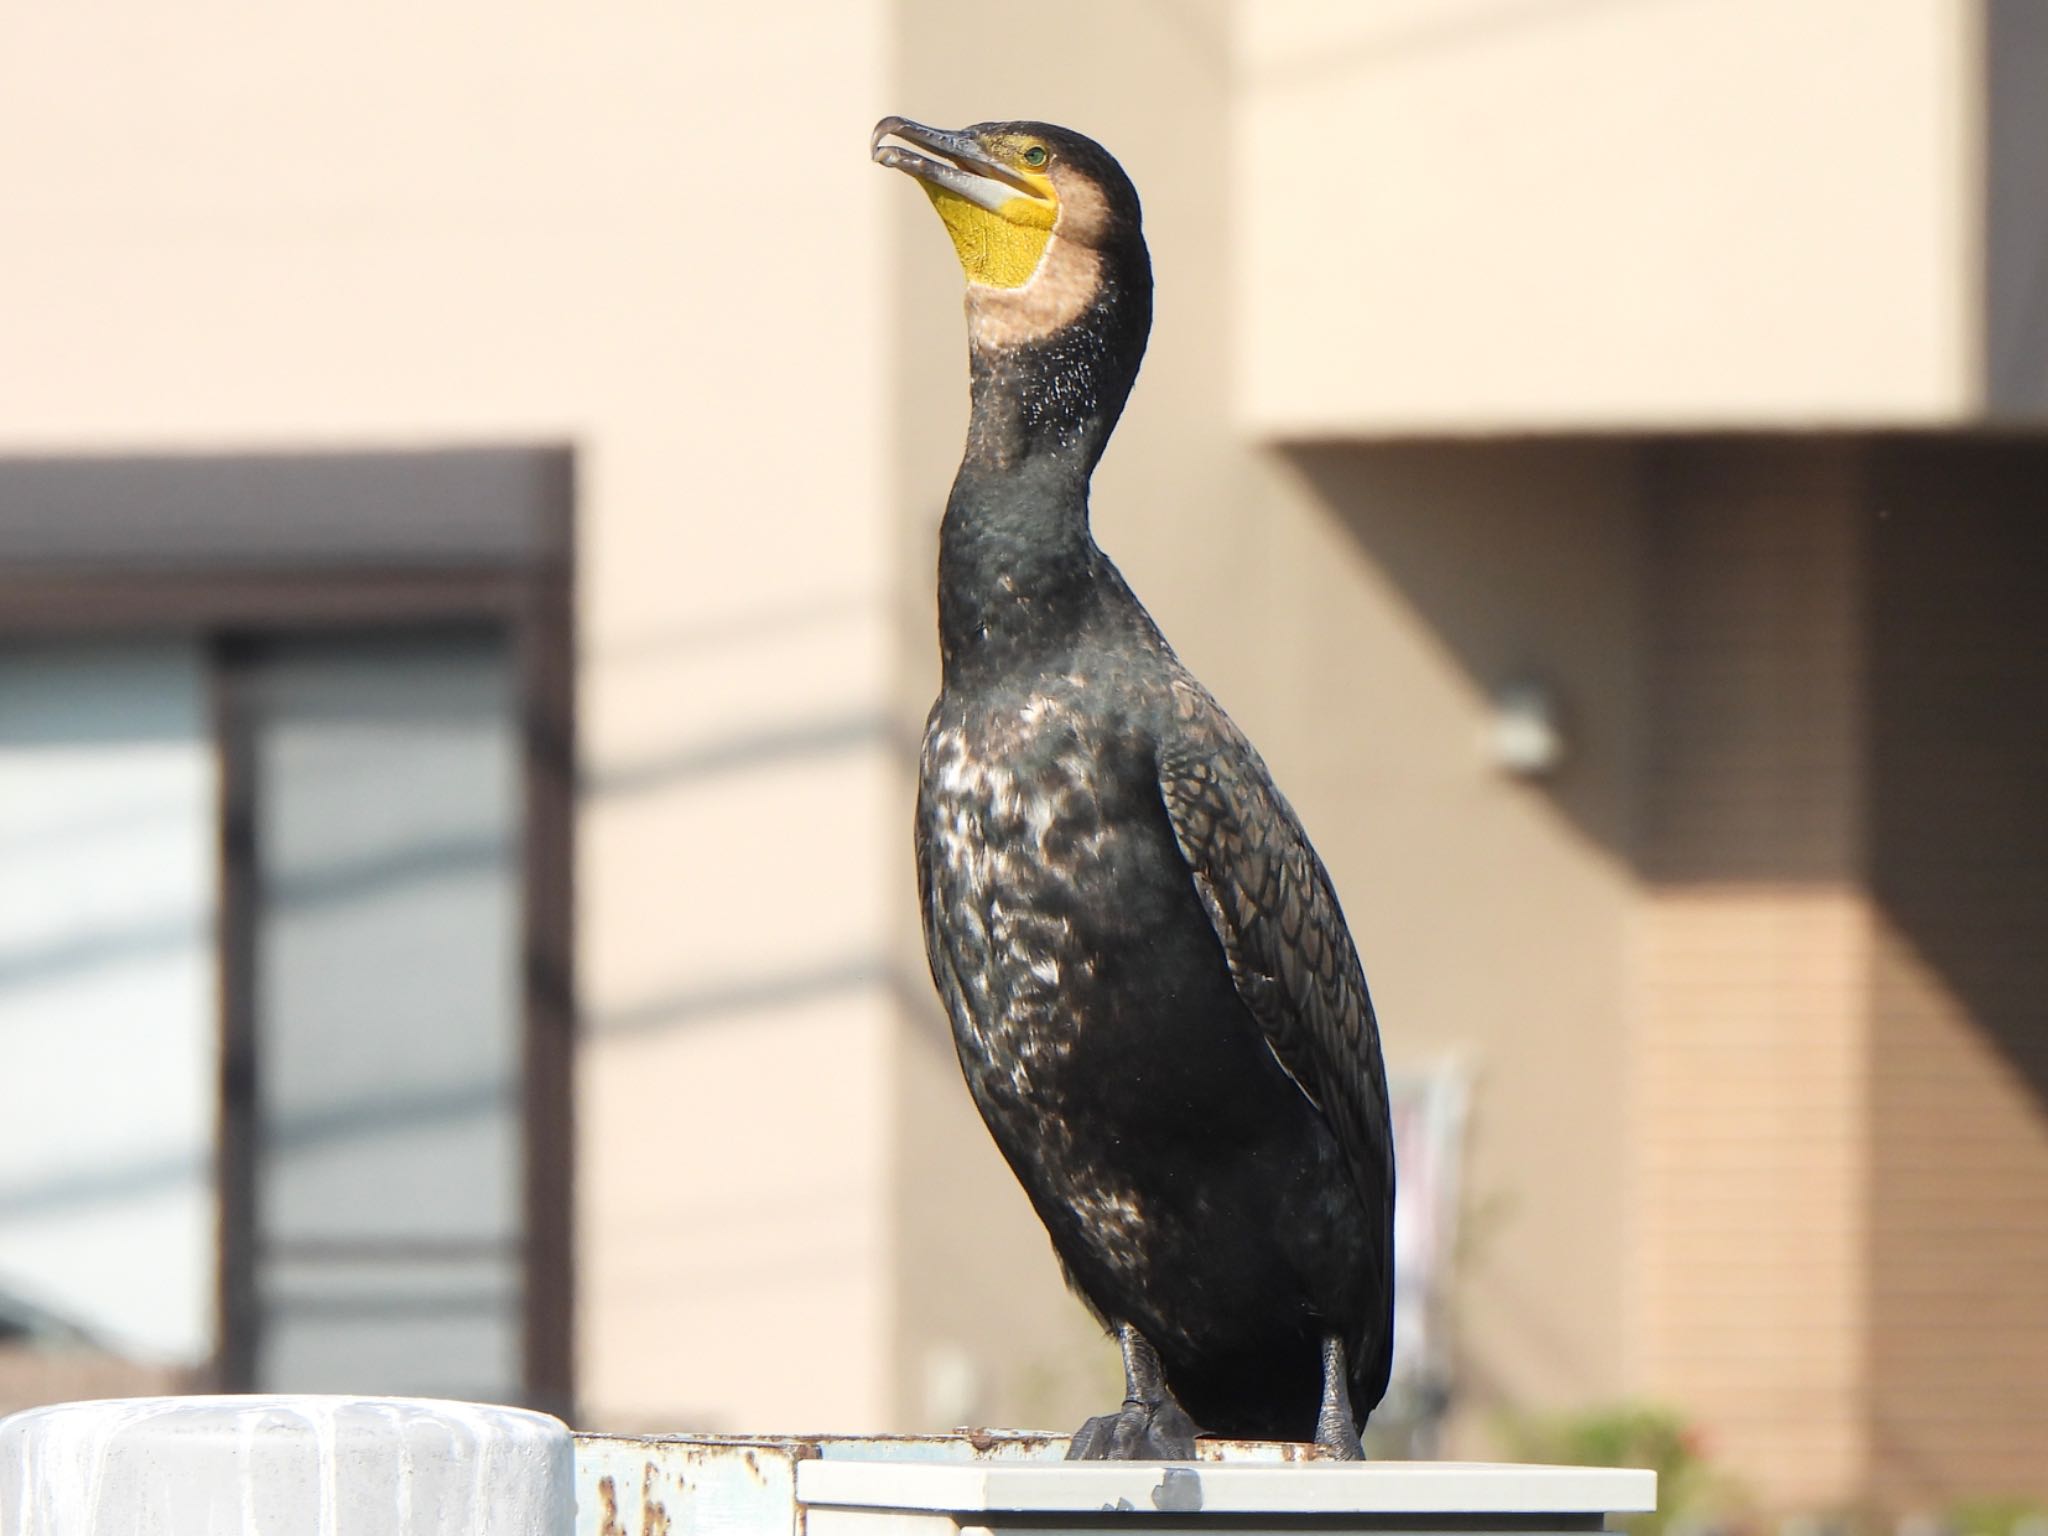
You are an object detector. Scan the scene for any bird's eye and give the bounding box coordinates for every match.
[1022,145,1048,168]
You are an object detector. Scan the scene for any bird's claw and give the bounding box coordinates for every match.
[1066,1398,1201,1461]
[1313,1418,1365,1460]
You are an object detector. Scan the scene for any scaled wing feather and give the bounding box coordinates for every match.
[1155,680,1395,1395]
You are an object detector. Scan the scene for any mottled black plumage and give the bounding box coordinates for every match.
[887,119,1394,1456]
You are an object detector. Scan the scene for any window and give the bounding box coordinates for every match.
[0,451,573,1414]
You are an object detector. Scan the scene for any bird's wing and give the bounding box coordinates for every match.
[1155,678,1395,1377]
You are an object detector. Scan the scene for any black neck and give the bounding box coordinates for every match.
[938,454,1097,682]
[939,259,1151,684]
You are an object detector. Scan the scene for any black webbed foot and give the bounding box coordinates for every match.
[1066,1397,1200,1461]
[1313,1415,1365,1460]
[1066,1320,1202,1461]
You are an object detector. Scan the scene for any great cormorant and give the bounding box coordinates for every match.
[874,117,1394,1460]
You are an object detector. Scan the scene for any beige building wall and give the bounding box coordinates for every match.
[1234,0,1979,434]
[0,0,904,1434]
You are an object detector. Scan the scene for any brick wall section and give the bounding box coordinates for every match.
[1865,442,2048,1507]
[1637,441,1874,1507]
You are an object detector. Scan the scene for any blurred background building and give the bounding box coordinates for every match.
[1,0,2044,1523]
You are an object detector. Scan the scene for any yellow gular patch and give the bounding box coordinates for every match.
[923,183,1057,289]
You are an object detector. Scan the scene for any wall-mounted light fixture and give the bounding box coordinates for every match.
[1486,681,1566,778]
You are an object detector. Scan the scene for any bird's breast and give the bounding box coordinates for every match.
[916,679,1356,1329]
[917,685,1155,1098]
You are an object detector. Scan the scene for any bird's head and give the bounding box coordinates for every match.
[872,117,1148,355]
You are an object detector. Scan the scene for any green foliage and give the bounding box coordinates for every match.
[1498,1402,1746,1536]
[1944,1498,2048,1536]
[1499,1403,2048,1536]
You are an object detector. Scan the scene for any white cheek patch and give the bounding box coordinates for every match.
[967,236,1103,349]
[1049,171,1113,246]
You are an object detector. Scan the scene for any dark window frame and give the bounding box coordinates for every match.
[0,448,576,1415]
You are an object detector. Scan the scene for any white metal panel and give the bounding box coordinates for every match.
[797,1458,1658,1516]
[574,1433,1654,1536]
